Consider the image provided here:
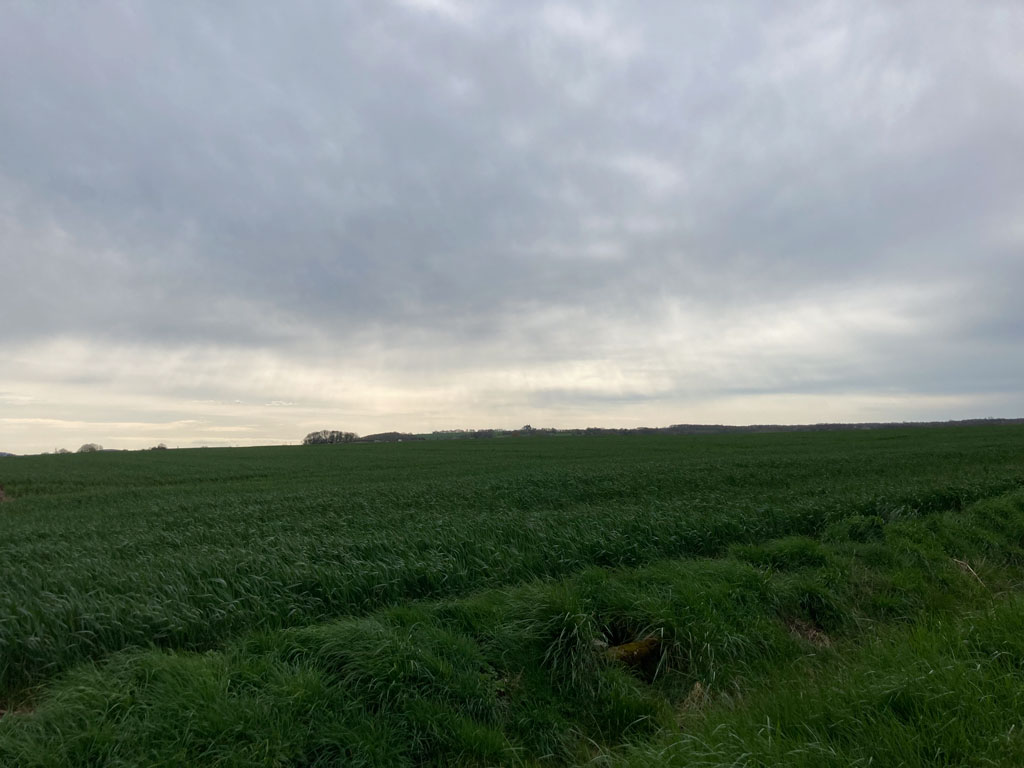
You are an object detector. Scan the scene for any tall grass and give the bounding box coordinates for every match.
[1,427,1023,765]
[2,487,1023,765]
[616,597,1024,767]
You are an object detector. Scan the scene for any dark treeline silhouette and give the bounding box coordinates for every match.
[302,430,358,445]
[506,418,1024,437]
[303,418,1024,446]
[644,418,1024,435]
[3,417,1023,459]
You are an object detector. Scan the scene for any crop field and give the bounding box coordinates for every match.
[2,426,1024,766]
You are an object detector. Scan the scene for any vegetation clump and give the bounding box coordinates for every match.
[302,429,358,445]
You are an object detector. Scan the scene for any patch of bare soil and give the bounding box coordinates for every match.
[0,702,33,719]
[603,635,664,682]
[605,636,660,666]
[787,617,832,648]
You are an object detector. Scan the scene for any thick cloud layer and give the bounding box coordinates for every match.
[2,1,1023,452]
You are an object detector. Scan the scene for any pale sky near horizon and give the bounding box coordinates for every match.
[2,1,1023,454]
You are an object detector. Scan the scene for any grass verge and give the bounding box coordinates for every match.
[2,489,1023,766]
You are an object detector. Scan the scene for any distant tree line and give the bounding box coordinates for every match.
[300,418,1024,447]
[303,430,358,445]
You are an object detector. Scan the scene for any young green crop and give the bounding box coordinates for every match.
[1,427,1023,765]
[2,487,1024,765]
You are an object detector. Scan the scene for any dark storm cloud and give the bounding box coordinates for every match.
[1,1,1023,452]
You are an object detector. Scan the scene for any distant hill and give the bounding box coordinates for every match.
[651,417,1024,435]
[0,452,16,458]
[307,418,1024,447]
[356,432,426,443]
[420,418,1024,441]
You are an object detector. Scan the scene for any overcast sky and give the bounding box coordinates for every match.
[1,1,1023,453]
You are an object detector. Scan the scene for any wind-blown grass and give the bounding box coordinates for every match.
[1,427,1023,765]
[615,598,1024,767]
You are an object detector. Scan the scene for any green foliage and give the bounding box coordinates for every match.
[824,514,886,543]
[302,430,358,445]
[731,536,832,570]
[617,598,1024,767]
[1,427,1023,765]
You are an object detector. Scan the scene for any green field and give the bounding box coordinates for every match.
[2,427,1024,766]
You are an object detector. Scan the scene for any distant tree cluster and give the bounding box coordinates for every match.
[77,443,103,453]
[303,430,358,445]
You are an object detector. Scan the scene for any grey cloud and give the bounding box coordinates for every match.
[1,0,1022,449]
